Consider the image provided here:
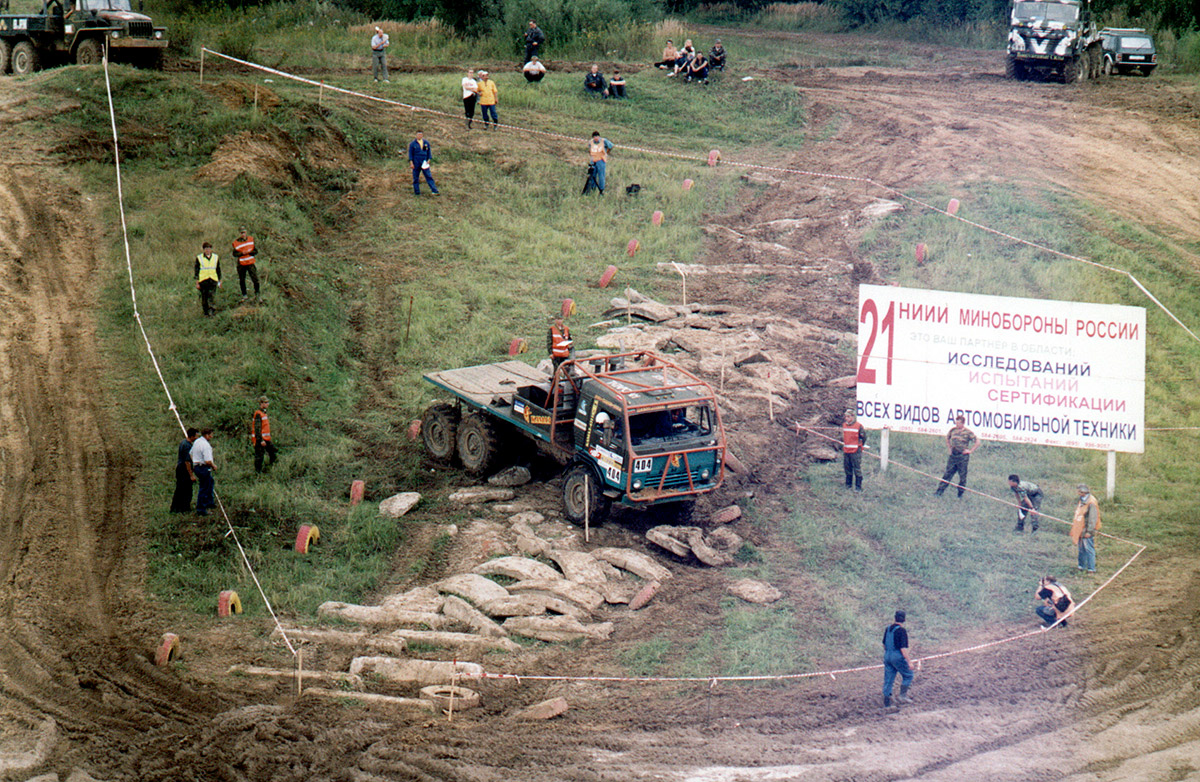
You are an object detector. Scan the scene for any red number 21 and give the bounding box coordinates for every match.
[857,299,894,385]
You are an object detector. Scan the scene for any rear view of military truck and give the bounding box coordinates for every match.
[1006,0,1102,83]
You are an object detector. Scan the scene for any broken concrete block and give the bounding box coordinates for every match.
[488,466,532,487]
[378,492,421,518]
[271,627,408,656]
[806,443,839,461]
[514,697,569,720]
[449,486,516,504]
[387,629,520,654]
[441,595,509,638]
[685,528,733,567]
[543,549,609,587]
[349,657,483,685]
[473,556,562,582]
[478,594,556,618]
[628,580,661,611]
[728,579,783,604]
[508,511,545,527]
[317,602,449,629]
[706,527,743,553]
[646,526,692,558]
[598,581,638,605]
[591,547,673,581]
[515,533,547,557]
[504,616,614,643]
[435,574,511,607]
[507,579,604,611]
[379,586,444,614]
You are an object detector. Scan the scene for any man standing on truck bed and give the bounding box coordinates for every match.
[548,316,573,371]
[232,227,260,303]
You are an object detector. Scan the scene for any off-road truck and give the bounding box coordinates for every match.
[0,0,167,75]
[1006,0,1102,83]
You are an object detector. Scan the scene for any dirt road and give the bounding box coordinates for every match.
[1,34,1198,781]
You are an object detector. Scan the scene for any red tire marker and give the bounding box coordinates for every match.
[682,178,694,191]
[508,338,528,356]
[561,298,576,318]
[707,149,720,166]
[406,420,421,441]
[217,590,243,618]
[711,506,742,525]
[651,210,663,226]
[626,239,640,257]
[295,524,320,554]
[350,479,365,505]
[947,198,960,216]
[915,243,927,266]
[599,265,618,288]
[629,580,660,610]
[155,633,180,667]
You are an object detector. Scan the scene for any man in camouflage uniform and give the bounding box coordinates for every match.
[935,414,978,498]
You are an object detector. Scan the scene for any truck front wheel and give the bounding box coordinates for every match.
[1005,55,1024,80]
[456,413,500,476]
[75,38,103,66]
[421,402,459,463]
[563,464,610,526]
[11,41,40,75]
[1063,56,1083,83]
[0,39,11,74]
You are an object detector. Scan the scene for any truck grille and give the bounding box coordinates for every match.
[658,467,705,490]
[128,21,153,38]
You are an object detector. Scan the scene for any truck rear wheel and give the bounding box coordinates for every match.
[0,39,11,74]
[563,464,610,526]
[11,41,40,75]
[75,38,103,66]
[456,413,500,476]
[421,402,459,463]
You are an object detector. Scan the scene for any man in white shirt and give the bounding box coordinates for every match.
[523,56,547,82]
[192,428,217,516]
[371,26,390,82]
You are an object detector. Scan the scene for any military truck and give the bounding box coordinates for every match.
[1006,0,1102,83]
[421,351,726,524]
[0,0,167,75]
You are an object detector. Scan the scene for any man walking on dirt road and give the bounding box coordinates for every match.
[882,610,914,708]
[251,396,278,474]
[192,428,216,516]
[935,414,978,497]
[170,427,199,513]
[194,241,221,316]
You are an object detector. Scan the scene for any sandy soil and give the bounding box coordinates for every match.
[1,33,1199,781]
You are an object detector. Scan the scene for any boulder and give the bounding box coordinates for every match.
[441,595,509,638]
[448,486,516,504]
[504,616,614,643]
[508,511,545,527]
[598,581,639,605]
[591,547,673,582]
[806,443,839,462]
[728,579,783,604]
[378,492,421,518]
[388,629,520,654]
[515,533,547,557]
[488,466,532,487]
[513,697,569,720]
[544,549,609,587]
[317,602,448,629]
[349,657,483,685]
[646,526,692,558]
[706,527,743,553]
[507,579,604,611]
[435,574,511,607]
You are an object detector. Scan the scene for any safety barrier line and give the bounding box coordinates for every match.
[102,57,297,656]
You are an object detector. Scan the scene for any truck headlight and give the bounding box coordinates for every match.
[154,30,163,39]
[700,469,710,481]
[111,31,120,38]
[632,479,643,490]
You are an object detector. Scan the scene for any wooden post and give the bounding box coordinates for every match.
[319,81,324,107]
[404,295,414,344]
[583,474,590,543]
[1106,449,1116,500]
[199,47,205,84]
[253,83,259,118]
[880,428,890,473]
[295,647,303,696]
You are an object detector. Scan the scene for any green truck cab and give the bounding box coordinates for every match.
[422,351,726,524]
[0,0,167,75]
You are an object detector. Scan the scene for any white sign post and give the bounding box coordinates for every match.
[855,285,1146,493]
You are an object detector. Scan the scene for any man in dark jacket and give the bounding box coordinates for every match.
[882,610,915,707]
[407,130,439,196]
[524,20,545,64]
[170,428,199,512]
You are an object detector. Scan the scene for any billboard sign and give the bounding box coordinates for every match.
[855,284,1146,453]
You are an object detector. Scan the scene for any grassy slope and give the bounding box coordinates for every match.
[49,15,1200,673]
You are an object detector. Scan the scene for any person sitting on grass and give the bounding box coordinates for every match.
[654,40,678,69]
[687,51,710,84]
[669,40,695,77]
[709,39,727,71]
[523,55,547,82]
[584,63,609,97]
[608,70,626,99]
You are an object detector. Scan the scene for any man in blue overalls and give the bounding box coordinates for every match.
[882,610,915,707]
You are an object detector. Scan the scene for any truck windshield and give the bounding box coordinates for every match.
[628,405,713,448]
[78,0,135,10]
[1012,2,1078,23]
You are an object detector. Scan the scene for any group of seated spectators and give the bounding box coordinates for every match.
[584,63,627,99]
[653,38,726,84]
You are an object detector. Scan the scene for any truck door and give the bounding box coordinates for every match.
[584,402,626,489]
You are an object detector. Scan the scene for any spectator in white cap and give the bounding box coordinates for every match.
[371,26,390,82]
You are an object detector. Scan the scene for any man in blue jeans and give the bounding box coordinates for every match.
[407,130,439,196]
[191,427,216,516]
[882,610,914,707]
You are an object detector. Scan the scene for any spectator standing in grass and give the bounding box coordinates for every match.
[934,413,978,497]
[587,131,614,194]
[710,39,727,70]
[524,20,545,64]
[477,71,499,129]
[370,26,390,82]
[1035,575,1073,628]
[523,56,546,82]
[407,130,439,196]
[654,39,678,69]
[1008,473,1044,532]
[192,428,216,516]
[882,610,914,707]
[842,409,867,492]
[170,427,199,513]
[1072,484,1101,573]
[584,64,608,97]
[232,227,260,303]
[194,241,221,317]
[251,396,278,474]
[608,70,626,98]
[461,68,479,129]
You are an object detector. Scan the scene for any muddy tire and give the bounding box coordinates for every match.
[1103,57,1114,76]
[1063,56,1082,84]
[456,413,500,476]
[75,38,103,66]
[421,403,459,463]
[0,39,11,75]
[1004,55,1024,80]
[562,464,610,526]
[11,41,40,75]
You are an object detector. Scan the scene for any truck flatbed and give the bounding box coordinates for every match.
[424,361,549,409]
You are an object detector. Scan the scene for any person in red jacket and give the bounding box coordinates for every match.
[842,409,867,491]
[232,227,260,303]
[250,396,278,474]
[547,317,573,371]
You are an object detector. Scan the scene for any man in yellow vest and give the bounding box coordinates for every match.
[194,241,222,316]
[251,395,278,474]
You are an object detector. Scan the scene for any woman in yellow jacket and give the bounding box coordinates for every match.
[477,71,499,129]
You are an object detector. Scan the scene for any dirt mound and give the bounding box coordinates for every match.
[203,78,281,111]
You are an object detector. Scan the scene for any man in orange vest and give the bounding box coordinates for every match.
[547,316,573,372]
[250,395,278,474]
[842,409,867,491]
[232,227,260,303]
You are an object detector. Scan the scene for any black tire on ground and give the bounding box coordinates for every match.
[11,41,40,75]
[562,464,610,526]
[140,49,163,70]
[1062,56,1082,84]
[662,499,695,524]
[1140,67,1154,77]
[420,402,459,463]
[1103,57,1114,76]
[456,413,500,476]
[75,38,102,66]
[1004,55,1023,80]
[0,39,11,74]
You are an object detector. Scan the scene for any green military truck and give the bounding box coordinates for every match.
[1006,0,1102,83]
[421,351,727,524]
[0,0,167,75]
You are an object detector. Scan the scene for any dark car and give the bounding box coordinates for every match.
[1100,27,1157,76]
